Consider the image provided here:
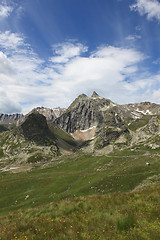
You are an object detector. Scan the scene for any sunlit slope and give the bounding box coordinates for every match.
[1,184,160,240]
[1,149,160,215]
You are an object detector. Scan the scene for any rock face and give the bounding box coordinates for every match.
[55,92,125,133]
[54,92,160,152]
[121,102,160,119]
[0,107,66,127]
[29,107,66,121]
[1,92,160,159]
[91,91,100,98]
[0,113,25,126]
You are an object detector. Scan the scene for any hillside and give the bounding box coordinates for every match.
[1,93,160,239]
[0,112,77,167]
[1,184,160,240]
[1,146,160,213]
[1,147,160,239]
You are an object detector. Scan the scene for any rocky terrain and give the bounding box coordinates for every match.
[54,92,160,154]
[55,91,125,132]
[0,107,66,128]
[29,106,66,120]
[0,92,160,165]
[0,112,76,166]
[0,113,25,127]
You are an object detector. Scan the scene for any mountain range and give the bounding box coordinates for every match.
[1,91,160,166]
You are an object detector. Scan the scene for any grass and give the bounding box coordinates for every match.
[1,185,160,239]
[49,124,77,147]
[1,148,160,239]
[1,150,160,215]
[128,115,152,131]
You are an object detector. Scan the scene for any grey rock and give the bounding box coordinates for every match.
[91,91,100,98]
[0,113,25,126]
[55,93,126,133]
[29,107,66,121]
[0,107,66,127]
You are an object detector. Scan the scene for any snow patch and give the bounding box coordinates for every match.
[136,108,152,115]
[90,136,96,140]
[146,109,152,114]
[80,126,96,132]
[131,112,141,119]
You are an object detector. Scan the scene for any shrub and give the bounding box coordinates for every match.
[27,153,50,163]
[117,215,136,231]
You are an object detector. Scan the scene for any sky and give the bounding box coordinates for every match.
[0,0,160,113]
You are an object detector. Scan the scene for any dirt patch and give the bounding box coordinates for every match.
[71,126,96,141]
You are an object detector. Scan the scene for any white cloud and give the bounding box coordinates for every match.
[51,42,88,63]
[49,45,145,104]
[0,4,13,18]
[0,31,26,52]
[0,51,15,76]
[131,0,160,21]
[0,32,160,114]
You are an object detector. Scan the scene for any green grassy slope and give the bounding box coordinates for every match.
[1,184,160,240]
[48,122,77,151]
[1,149,160,215]
[128,115,152,131]
[1,148,160,239]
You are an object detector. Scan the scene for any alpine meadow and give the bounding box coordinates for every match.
[1,0,160,239]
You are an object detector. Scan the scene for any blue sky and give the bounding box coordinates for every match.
[0,0,160,113]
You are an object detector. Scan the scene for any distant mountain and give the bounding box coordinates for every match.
[1,92,160,164]
[121,102,160,120]
[29,106,66,120]
[0,113,25,127]
[0,107,66,128]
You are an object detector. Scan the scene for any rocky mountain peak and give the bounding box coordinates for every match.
[91,91,100,98]
[55,92,124,133]
[77,93,88,99]
[29,106,66,121]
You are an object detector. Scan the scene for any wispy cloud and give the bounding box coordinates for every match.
[51,42,88,63]
[0,4,13,18]
[153,58,160,64]
[126,34,141,41]
[0,31,27,53]
[130,0,160,22]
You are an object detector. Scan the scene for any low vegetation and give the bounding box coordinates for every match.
[1,146,160,239]
[128,115,152,131]
[1,184,160,240]
[1,90,160,239]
